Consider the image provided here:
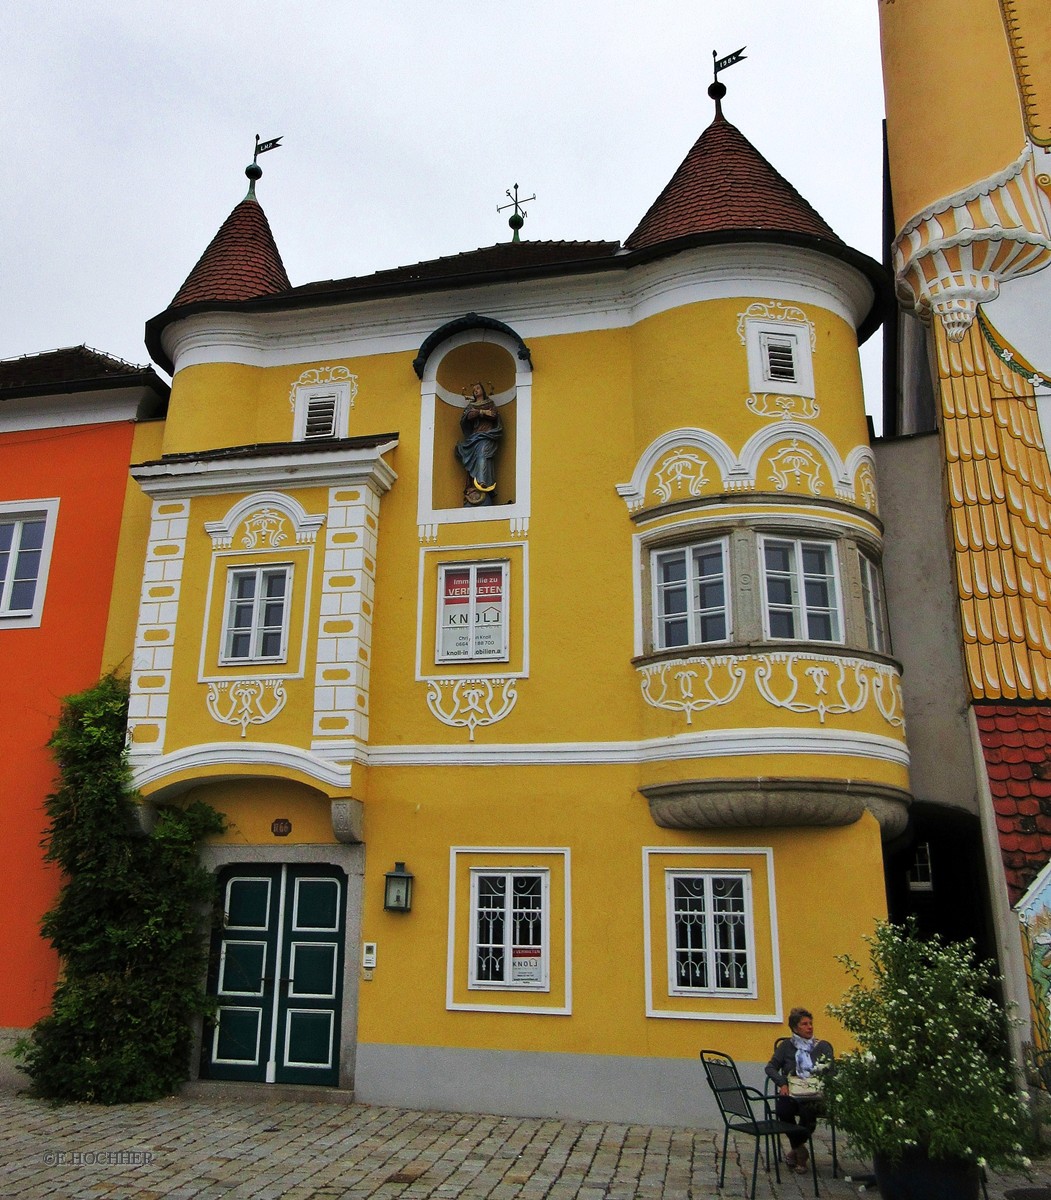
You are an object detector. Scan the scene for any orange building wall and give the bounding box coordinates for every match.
[0,419,138,1026]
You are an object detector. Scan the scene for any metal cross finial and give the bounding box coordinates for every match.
[498,183,536,243]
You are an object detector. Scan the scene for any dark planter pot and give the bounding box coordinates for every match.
[873,1149,981,1200]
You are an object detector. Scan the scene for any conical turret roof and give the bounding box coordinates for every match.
[625,102,841,251]
[170,192,290,308]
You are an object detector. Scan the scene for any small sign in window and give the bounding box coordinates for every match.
[511,946,543,985]
[438,563,508,661]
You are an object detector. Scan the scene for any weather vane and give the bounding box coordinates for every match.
[710,46,746,106]
[498,183,535,243]
[712,46,747,80]
[245,133,283,198]
[253,133,283,162]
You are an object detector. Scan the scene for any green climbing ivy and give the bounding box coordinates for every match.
[21,674,225,1103]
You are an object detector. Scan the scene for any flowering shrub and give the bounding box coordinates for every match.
[826,920,1030,1168]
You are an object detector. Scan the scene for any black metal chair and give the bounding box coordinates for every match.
[765,1036,839,1177]
[700,1049,819,1198]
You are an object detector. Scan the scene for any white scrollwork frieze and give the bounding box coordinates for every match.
[288,365,359,412]
[426,678,518,741]
[206,494,325,549]
[638,652,905,731]
[871,668,906,728]
[241,507,289,549]
[767,440,826,494]
[855,460,878,513]
[207,679,288,737]
[736,301,816,348]
[754,653,905,728]
[755,654,867,723]
[652,451,709,503]
[639,656,747,726]
[746,393,820,421]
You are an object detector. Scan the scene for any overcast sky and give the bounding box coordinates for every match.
[2,3,887,422]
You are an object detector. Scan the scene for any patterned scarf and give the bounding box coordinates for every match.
[792,1033,816,1078]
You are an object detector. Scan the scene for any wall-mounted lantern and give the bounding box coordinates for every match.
[383,861,414,912]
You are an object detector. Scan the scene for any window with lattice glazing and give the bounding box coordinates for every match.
[667,871,753,995]
[469,869,548,990]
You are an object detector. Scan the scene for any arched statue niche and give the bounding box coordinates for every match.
[431,341,518,511]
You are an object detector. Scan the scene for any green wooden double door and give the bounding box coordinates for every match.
[203,864,347,1086]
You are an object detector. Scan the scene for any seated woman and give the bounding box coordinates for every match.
[764,1006,833,1174]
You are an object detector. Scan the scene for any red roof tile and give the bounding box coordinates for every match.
[171,197,290,307]
[625,107,841,251]
[975,702,1051,903]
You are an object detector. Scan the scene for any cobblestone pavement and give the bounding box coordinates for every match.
[1,1091,1050,1200]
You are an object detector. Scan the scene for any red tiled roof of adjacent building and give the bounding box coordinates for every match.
[170,197,291,307]
[0,346,150,390]
[0,345,168,403]
[625,106,842,251]
[974,702,1051,905]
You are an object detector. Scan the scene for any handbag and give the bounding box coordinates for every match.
[787,1073,823,1098]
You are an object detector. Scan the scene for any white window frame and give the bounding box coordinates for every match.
[436,560,509,663]
[220,564,293,664]
[468,868,549,992]
[0,499,59,630]
[651,537,731,650]
[293,382,353,441]
[860,551,889,654]
[760,535,843,642]
[665,869,755,998]
[745,319,814,397]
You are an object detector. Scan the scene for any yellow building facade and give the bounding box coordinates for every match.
[108,92,899,1120]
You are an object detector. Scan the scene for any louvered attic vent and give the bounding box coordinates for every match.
[763,335,797,383]
[304,392,338,438]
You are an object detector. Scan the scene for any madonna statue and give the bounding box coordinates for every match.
[455,382,503,506]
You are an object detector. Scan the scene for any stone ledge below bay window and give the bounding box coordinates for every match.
[640,777,910,841]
